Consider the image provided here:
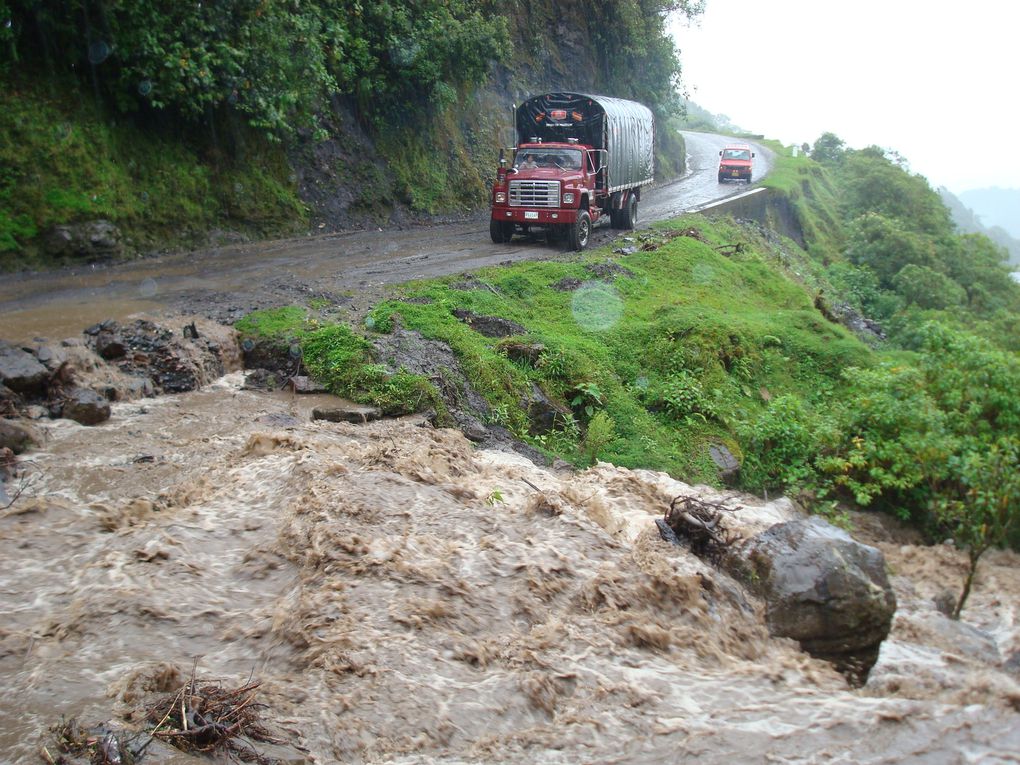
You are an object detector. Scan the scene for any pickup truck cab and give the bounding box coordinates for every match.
[718,144,755,183]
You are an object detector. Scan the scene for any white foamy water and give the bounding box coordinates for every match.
[1,374,1017,763]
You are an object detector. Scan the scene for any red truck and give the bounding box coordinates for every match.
[489,92,654,251]
[717,144,755,183]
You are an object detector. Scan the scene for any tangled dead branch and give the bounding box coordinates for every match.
[41,667,285,764]
[146,669,283,763]
[43,718,148,765]
[659,494,739,565]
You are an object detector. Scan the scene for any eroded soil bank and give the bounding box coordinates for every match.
[2,373,1018,764]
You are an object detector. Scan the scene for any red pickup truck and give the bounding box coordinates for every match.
[718,145,755,183]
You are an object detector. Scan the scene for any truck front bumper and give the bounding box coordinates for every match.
[491,206,579,225]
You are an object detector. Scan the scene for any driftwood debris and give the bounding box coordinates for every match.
[659,494,739,564]
[146,670,283,763]
[43,718,148,765]
[42,669,284,764]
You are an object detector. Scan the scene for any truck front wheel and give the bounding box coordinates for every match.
[568,211,591,251]
[490,219,514,244]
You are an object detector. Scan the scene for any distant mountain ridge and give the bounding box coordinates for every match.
[957,188,1020,239]
[939,187,1020,266]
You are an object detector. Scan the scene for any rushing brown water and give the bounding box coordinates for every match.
[2,373,1018,764]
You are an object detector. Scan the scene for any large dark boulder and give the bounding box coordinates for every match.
[0,342,49,396]
[102,319,239,394]
[736,516,896,685]
[61,386,112,425]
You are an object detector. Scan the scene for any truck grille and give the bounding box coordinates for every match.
[509,180,560,208]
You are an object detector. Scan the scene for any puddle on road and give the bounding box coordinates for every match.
[0,299,163,345]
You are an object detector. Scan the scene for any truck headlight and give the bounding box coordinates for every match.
[495,191,507,204]
[562,192,575,205]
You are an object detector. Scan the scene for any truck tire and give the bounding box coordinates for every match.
[609,193,622,228]
[489,219,513,244]
[620,194,638,230]
[568,211,591,251]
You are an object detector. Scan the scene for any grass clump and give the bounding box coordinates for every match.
[233,314,445,419]
[234,306,310,339]
[360,217,871,481]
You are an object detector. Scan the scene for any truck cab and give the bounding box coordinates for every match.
[491,141,604,250]
[489,92,653,251]
[718,144,755,183]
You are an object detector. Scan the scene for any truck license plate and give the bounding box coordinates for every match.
[524,211,539,220]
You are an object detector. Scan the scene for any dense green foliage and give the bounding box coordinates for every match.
[755,136,1020,583]
[1,0,508,133]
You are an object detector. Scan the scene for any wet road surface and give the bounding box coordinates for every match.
[0,133,773,342]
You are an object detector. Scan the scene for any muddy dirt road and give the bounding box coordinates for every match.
[0,133,772,342]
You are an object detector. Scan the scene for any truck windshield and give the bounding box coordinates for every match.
[723,149,751,160]
[515,148,583,170]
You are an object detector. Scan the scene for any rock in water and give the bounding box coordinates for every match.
[736,516,896,685]
[61,387,112,425]
[0,418,40,453]
[0,342,49,395]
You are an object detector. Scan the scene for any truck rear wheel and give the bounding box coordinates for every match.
[568,211,591,251]
[489,219,514,244]
[620,194,638,230]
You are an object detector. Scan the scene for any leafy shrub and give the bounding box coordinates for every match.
[660,370,717,421]
[738,395,828,494]
[583,410,617,465]
[892,264,966,310]
[570,381,605,418]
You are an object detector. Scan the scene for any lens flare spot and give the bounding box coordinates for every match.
[88,40,110,65]
[571,282,623,332]
[138,278,157,298]
[692,262,716,285]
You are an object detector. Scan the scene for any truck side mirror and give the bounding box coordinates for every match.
[752,152,756,158]
[719,150,722,156]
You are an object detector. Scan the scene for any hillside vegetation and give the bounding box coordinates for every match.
[0,0,700,267]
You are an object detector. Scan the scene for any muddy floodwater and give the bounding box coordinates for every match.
[1,373,1018,764]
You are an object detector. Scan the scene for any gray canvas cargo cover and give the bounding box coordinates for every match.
[516,92,654,192]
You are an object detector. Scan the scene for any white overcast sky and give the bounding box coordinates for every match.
[670,0,1020,193]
